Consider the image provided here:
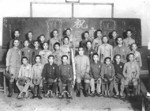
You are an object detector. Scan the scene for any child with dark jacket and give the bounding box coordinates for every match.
[113,54,125,98]
[90,53,102,96]
[58,55,73,99]
[42,55,59,97]
[101,57,115,97]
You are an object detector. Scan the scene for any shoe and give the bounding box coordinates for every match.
[58,94,63,99]
[67,93,73,99]
[30,95,36,99]
[38,96,42,99]
[7,93,12,97]
[84,91,89,97]
[24,91,29,98]
[90,92,95,97]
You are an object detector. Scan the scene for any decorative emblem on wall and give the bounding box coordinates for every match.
[73,19,88,29]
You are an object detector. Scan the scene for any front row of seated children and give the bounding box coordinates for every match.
[6,40,140,99]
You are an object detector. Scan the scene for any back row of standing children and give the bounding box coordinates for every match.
[6,28,142,99]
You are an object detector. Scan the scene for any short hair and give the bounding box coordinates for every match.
[126,29,132,34]
[114,54,121,59]
[33,40,39,44]
[65,28,71,32]
[92,53,99,58]
[14,29,20,33]
[23,40,29,44]
[48,55,54,59]
[102,35,108,41]
[61,55,68,60]
[35,55,41,59]
[78,46,84,50]
[40,34,45,38]
[104,57,111,64]
[86,40,92,45]
[116,36,123,40]
[43,41,49,46]
[21,57,28,63]
[27,31,33,35]
[63,36,69,41]
[84,31,89,35]
[13,39,20,44]
[53,42,60,50]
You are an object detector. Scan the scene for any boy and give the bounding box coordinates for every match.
[52,42,64,66]
[39,34,46,49]
[123,29,135,48]
[113,36,129,63]
[31,55,44,99]
[90,53,102,96]
[113,54,125,98]
[130,43,142,68]
[21,40,33,64]
[98,36,113,63]
[123,53,140,96]
[101,57,115,97]
[75,47,90,97]
[49,29,60,51]
[6,39,21,97]
[84,40,95,62]
[58,55,73,99]
[60,37,71,64]
[16,57,33,99]
[32,40,41,65]
[39,42,52,65]
[92,29,102,52]
[9,29,22,49]
[42,55,58,97]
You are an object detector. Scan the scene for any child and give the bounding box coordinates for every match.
[49,29,60,51]
[58,55,73,99]
[39,42,52,65]
[123,29,135,48]
[90,53,102,96]
[21,40,33,64]
[42,55,58,97]
[84,40,95,62]
[113,36,129,63]
[92,29,102,52]
[101,57,115,97]
[79,31,90,50]
[98,36,113,63]
[60,36,71,64]
[123,53,140,96]
[31,55,44,99]
[113,54,125,98]
[9,29,22,49]
[130,43,142,68]
[108,30,117,47]
[16,57,33,99]
[6,39,21,97]
[38,34,46,49]
[26,31,34,49]
[52,42,64,66]
[75,47,90,97]
[32,40,41,65]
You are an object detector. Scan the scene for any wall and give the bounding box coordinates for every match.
[0,0,150,46]
[0,0,150,69]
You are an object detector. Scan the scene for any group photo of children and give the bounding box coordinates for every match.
[5,27,142,100]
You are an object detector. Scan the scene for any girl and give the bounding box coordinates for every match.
[38,34,46,49]
[92,29,102,52]
[108,30,118,47]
